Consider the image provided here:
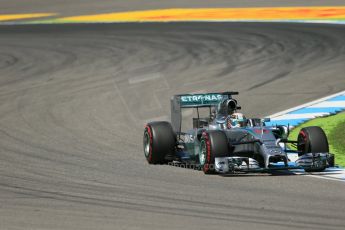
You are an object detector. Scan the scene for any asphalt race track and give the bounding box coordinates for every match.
[1,21,345,230]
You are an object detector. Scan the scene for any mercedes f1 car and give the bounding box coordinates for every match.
[143,92,334,174]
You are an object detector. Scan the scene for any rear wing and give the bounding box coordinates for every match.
[170,92,238,132]
[177,92,238,108]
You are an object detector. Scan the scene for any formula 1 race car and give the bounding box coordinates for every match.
[143,92,334,174]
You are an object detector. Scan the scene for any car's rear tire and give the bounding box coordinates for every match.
[297,126,329,172]
[143,121,176,164]
[199,130,230,174]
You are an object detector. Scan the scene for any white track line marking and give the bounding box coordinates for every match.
[309,101,345,108]
[269,90,345,118]
[271,112,330,120]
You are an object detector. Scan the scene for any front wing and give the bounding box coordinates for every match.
[215,153,333,174]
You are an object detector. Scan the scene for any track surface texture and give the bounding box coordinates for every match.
[1,22,345,230]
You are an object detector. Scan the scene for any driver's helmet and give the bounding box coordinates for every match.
[227,112,246,128]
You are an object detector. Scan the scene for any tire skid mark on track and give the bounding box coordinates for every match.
[0,183,342,230]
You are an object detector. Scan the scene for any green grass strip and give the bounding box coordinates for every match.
[289,112,345,167]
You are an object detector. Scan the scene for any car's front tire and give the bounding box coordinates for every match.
[297,126,329,172]
[199,130,230,174]
[297,126,329,154]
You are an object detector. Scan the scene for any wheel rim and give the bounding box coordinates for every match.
[143,131,151,158]
[297,131,308,153]
[199,140,206,165]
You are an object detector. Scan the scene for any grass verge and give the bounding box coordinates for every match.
[288,112,345,167]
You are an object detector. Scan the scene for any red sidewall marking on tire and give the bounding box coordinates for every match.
[145,125,153,163]
[203,132,212,173]
[298,130,308,152]
[299,130,307,139]
[300,130,307,143]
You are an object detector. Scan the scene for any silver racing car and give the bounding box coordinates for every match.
[143,92,334,174]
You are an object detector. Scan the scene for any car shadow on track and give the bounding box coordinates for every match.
[219,170,303,177]
[168,163,306,177]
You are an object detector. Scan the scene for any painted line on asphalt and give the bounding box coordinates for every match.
[4,19,345,26]
[43,7,345,23]
[309,101,345,108]
[305,167,345,182]
[267,90,345,127]
[271,113,330,120]
[3,6,343,24]
[291,169,345,182]
[0,13,56,22]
